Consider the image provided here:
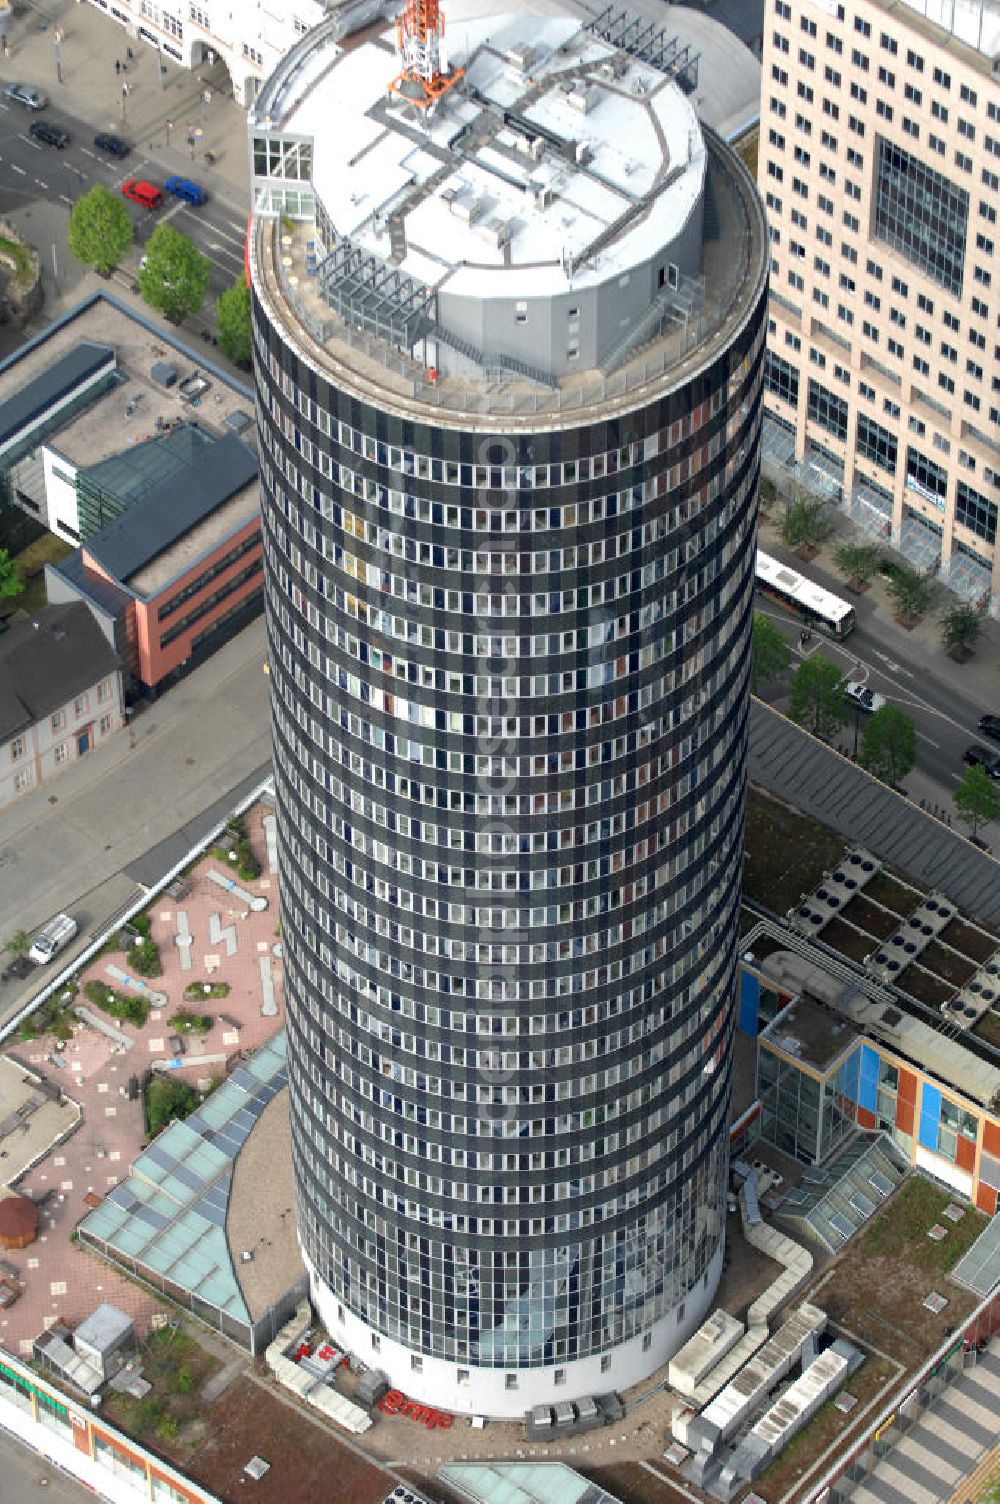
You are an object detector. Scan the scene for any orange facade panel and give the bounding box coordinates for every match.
[895,1093,914,1136]
[955,1134,977,1174]
[983,1119,1000,1159]
[975,1181,998,1216]
[897,1067,918,1104]
[857,1106,876,1130]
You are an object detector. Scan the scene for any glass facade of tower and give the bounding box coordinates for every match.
[251,260,768,1404]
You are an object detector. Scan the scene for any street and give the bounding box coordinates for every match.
[0,93,247,300]
[755,544,995,809]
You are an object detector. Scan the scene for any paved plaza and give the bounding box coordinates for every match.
[0,802,283,1354]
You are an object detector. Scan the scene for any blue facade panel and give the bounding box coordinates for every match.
[918,1082,943,1151]
[739,970,760,1035]
[858,1044,879,1115]
[837,1045,861,1106]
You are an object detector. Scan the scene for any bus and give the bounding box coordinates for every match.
[755,548,856,639]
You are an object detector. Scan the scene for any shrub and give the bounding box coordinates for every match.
[130,936,162,979]
[174,1366,196,1396]
[84,979,148,1028]
[145,1075,197,1136]
[183,980,230,1001]
[170,1008,212,1035]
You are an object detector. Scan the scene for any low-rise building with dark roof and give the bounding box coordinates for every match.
[47,420,261,697]
[0,603,123,809]
[0,291,265,698]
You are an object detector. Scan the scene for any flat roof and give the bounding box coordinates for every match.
[84,429,258,592]
[259,11,706,300]
[0,295,252,476]
[78,1033,290,1330]
[751,946,1000,1110]
[225,1082,305,1322]
[759,994,859,1075]
[0,342,114,456]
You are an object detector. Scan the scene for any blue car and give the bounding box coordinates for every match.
[165,175,207,207]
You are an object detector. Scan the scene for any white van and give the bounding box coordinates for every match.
[28,914,78,966]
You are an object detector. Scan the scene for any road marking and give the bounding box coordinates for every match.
[872,649,914,678]
[59,194,72,205]
[80,147,96,159]
[11,164,25,176]
[36,180,48,190]
[917,733,941,749]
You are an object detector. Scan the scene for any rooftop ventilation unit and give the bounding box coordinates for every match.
[506,44,535,73]
[568,84,595,114]
[451,195,484,223]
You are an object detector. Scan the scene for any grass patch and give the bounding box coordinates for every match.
[0,234,32,283]
[744,787,847,914]
[974,1010,1000,1049]
[862,1177,986,1274]
[895,964,955,1009]
[104,1325,221,1457]
[83,979,148,1028]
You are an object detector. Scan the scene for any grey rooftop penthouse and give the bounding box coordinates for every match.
[249,5,763,411]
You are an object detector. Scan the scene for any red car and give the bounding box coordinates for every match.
[121,178,163,209]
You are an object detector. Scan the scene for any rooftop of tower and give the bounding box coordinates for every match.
[248,3,768,422]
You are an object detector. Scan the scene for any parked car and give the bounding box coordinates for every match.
[121,178,163,209]
[28,119,69,148]
[164,174,207,207]
[94,132,130,159]
[963,744,1000,779]
[844,680,886,714]
[978,715,1000,742]
[3,83,46,110]
[28,914,78,966]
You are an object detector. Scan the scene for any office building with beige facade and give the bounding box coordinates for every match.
[758,0,1000,608]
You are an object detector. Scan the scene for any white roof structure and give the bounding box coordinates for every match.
[265,11,706,303]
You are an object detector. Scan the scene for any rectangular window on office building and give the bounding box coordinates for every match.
[873,137,969,295]
[956,480,998,544]
[763,349,800,408]
[905,446,948,507]
[807,378,848,440]
[856,414,898,474]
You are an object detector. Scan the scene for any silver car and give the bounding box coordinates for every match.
[3,83,47,110]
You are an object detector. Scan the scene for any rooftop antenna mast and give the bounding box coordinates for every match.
[388,0,464,111]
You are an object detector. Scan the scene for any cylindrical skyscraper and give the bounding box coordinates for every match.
[249,5,768,1416]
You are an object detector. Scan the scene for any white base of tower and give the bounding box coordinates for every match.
[303,1238,724,1420]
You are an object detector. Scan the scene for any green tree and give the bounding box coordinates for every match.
[4,929,28,958]
[138,223,211,324]
[833,541,883,592]
[940,600,982,658]
[954,762,1000,840]
[751,612,791,695]
[216,278,251,366]
[67,184,133,275]
[145,1075,197,1136]
[788,653,849,740]
[0,548,24,598]
[859,705,916,786]
[886,564,934,626]
[781,492,832,551]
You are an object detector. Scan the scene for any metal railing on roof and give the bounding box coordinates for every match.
[585,4,700,92]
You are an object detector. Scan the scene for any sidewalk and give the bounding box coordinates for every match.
[2,0,251,216]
